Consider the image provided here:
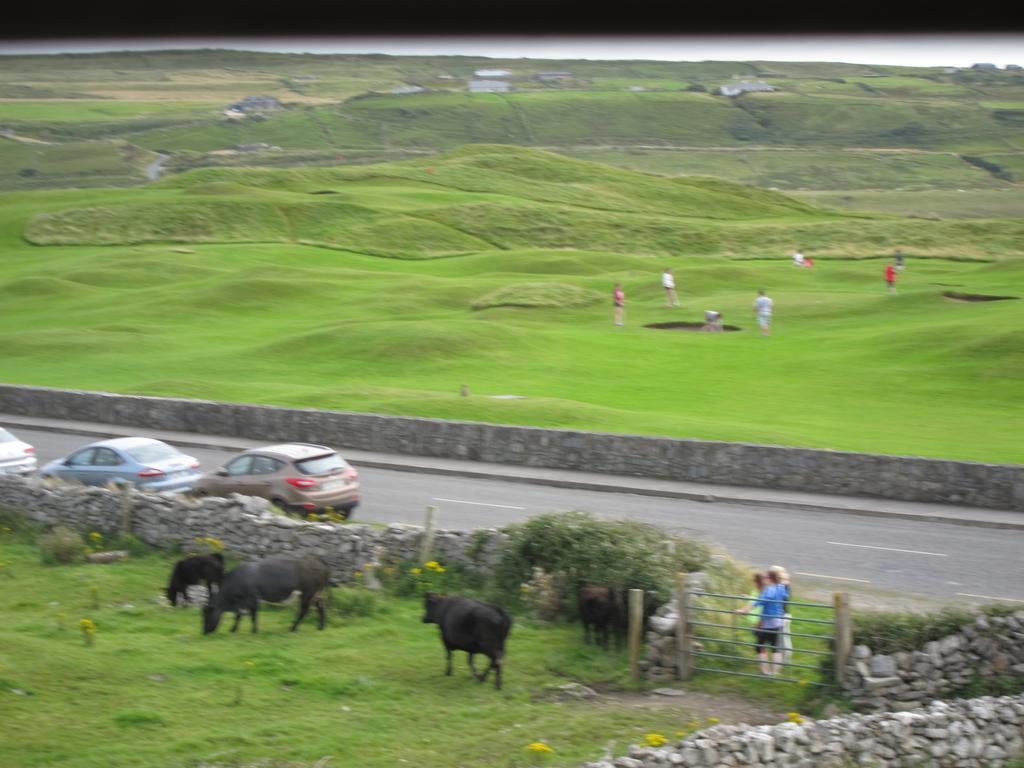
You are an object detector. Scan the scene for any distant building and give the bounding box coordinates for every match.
[536,72,572,81]
[225,95,283,113]
[1006,64,1022,71]
[474,69,512,78]
[717,81,776,97]
[392,85,426,95]
[971,63,998,70]
[468,79,511,93]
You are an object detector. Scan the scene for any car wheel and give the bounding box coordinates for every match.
[340,504,356,520]
[271,498,291,514]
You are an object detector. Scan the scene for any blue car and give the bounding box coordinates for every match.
[40,437,202,493]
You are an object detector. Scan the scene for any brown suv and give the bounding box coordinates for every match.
[193,443,360,518]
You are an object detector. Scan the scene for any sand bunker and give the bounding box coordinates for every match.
[942,291,1019,302]
[644,321,742,332]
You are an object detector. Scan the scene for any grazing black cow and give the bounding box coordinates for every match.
[578,586,660,650]
[166,553,225,606]
[578,585,623,649]
[422,593,512,690]
[202,555,329,634]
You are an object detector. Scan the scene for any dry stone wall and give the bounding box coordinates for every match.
[845,612,1024,712]
[584,695,1024,768]
[1,384,1022,510]
[0,475,507,581]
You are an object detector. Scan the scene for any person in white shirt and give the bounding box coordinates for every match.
[753,290,773,336]
[661,268,679,307]
[792,250,805,268]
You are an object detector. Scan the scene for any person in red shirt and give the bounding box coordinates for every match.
[613,284,625,326]
[885,263,897,294]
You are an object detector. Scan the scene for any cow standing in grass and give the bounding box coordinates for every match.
[202,555,329,634]
[422,593,512,690]
[578,585,623,649]
[166,553,225,606]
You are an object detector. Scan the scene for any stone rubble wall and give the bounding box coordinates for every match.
[584,695,1024,768]
[1,384,1022,510]
[845,612,1024,712]
[0,475,507,581]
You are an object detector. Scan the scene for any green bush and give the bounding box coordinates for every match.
[39,525,85,565]
[332,587,377,618]
[492,511,710,616]
[853,604,1020,654]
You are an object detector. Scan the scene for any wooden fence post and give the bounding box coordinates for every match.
[675,572,694,681]
[418,505,437,565]
[834,592,852,687]
[628,588,644,684]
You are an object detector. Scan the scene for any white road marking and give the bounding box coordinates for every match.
[827,541,947,557]
[795,571,871,583]
[432,497,526,510]
[956,592,1024,604]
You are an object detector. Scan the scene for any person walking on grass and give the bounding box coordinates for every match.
[736,569,787,675]
[753,289,773,336]
[662,268,679,307]
[894,249,905,272]
[885,262,897,294]
[613,283,625,326]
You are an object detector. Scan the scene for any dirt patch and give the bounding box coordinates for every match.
[943,291,1019,302]
[585,684,788,726]
[645,321,742,333]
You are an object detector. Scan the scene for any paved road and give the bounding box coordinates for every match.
[9,424,1024,607]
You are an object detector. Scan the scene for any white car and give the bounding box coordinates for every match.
[0,427,37,476]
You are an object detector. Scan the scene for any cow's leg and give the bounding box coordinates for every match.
[315,594,325,630]
[469,653,488,682]
[250,604,259,633]
[445,647,453,676]
[230,611,242,633]
[494,657,503,690]
[291,594,313,632]
[582,621,591,644]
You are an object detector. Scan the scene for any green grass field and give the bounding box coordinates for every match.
[0,532,799,768]
[0,146,1021,463]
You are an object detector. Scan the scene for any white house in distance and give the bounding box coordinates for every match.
[717,81,776,97]
[468,79,511,93]
[474,68,512,77]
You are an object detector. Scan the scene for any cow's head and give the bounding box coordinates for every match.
[202,603,222,635]
[422,592,441,624]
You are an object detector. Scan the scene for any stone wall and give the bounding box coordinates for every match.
[845,612,1024,712]
[0,475,507,581]
[584,695,1024,768]
[2,384,1022,510]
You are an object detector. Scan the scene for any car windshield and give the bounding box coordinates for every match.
[0,428,14,442]
[123,442,181,463]
[294,453,347,475]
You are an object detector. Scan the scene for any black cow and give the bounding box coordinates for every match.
[202,555,330,634]
[578,586,623,649]
[578,586,660,650]
[166,553,225,606]
[422,593,512,690]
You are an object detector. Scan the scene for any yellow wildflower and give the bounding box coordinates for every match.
[706,717,720,725]
[788,712,805,724]
[525,742,553,753]
[410,567,423,575]
[644,733,668,747]
[89,532,103,543]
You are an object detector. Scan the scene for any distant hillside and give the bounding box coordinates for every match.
[22,146,1023,261]
[0,50,1021,193]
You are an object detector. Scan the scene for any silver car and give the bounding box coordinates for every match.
[39,437,201,492]
[0,427,37,476]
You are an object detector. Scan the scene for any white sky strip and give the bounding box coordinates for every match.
[827,541,947,557]
[432,497,526,510]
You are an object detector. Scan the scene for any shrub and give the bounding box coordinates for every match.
[39,526,85,565]
[492,511,710,616]
[332,587,377,618]
[853,604,1020,655]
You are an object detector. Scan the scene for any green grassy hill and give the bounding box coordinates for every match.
[1,146,1021,463]
[1,50,1021,194]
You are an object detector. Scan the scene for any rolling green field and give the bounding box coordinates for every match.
[1,146,1021,463]
[1,50,1022,191]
